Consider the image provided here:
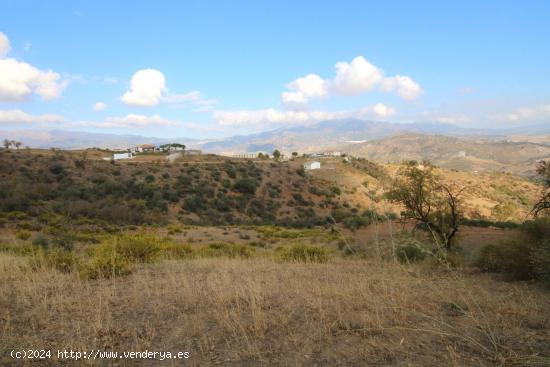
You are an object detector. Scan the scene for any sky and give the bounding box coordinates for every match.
[1,0,549,139]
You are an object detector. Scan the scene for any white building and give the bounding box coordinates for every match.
[303,161,321,170]
[113,152,134,160]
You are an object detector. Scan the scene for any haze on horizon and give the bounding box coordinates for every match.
[1,1,549,140]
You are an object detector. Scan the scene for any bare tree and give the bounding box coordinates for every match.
[387,161,464,250]
[531,160,550,217]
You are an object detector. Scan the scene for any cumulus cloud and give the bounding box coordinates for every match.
[0,33,68,102]
[281,56,422,107]
[93,102,107,111]
[213,103,395,128]
[120,69,166,107]
[380,75,423,100]
[332,56,384,96]
[281,74,327,108]
[0,32,10,57]
[0,59,68,101]
[0,109,66,124]
[121,69,217,110]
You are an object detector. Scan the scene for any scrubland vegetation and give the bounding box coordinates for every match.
[0,149,549,366]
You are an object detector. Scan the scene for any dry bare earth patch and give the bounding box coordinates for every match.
[1,256,548,366]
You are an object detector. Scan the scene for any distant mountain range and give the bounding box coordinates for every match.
[2,121,549,173]
[200,119,550,154]
[0,130,203,150]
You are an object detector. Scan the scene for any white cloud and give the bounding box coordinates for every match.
[332,56,384,96]
[0,33,68,102]
[0,32,10,57]
[74,114,178,128]
[121,69,166,107]
[121,69,217,110]
[213,103,395,128]
[380,75,423,100]
[0,109,66,124]
[93,102,107,111]
[0,58,68,102]
[371,103,396,117]
[281,74,328,108]
[280,56,423,108]
[281,91,308,108]
[491,104,550,122]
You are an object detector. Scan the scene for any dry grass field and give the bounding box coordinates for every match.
[1,254,549,367]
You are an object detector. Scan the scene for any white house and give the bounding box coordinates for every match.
[113,152,134,160]
[304,161,321,170]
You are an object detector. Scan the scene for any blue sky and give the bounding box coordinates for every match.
[1,0,549,138]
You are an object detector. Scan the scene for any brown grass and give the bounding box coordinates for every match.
[1,255,548,366]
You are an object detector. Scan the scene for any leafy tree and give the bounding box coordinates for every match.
[387,161,464,250]
[292,151,298,158]
[3,139,10,149]
[532,160,550,217]
[272,149,281,161]
[14,141,22,149]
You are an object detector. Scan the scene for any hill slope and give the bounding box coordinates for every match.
[344,133,550,176]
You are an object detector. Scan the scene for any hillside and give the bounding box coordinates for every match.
[0,149,540,228]
[344,133,550,176]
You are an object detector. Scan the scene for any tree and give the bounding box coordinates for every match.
[3,139,10,149]
[272,149,281,161]
[292,151,298,158]
[532,160,550,217]
[14,141,22,149]
[387,161,464,250]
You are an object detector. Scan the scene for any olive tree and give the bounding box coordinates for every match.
[387,161,464,250]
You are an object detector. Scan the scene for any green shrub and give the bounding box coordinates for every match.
[395,240,427,263]
[40,248,79,273]
[475,218,550,285]
[16,229,32,240]
[475,241,532,280]
[276,244,330,263]
[233,179,258,195]
[108,233,164,263]
[32,234,50,249]
[80,249,132,279]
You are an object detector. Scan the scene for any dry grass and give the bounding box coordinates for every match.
[1,255,548,366]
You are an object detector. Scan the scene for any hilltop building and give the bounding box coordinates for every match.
[304,161,321,170]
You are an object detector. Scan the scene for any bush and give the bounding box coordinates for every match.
[16,229,32,240]
[32,234,50,249]
[475,241,532,280]
[80,249,132,279]
[233,179,258,195]
[395,240,427,263]
[475,218,550,285]
[108,233,164,263]
[40,248,79,273]
[276,244,330,263]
